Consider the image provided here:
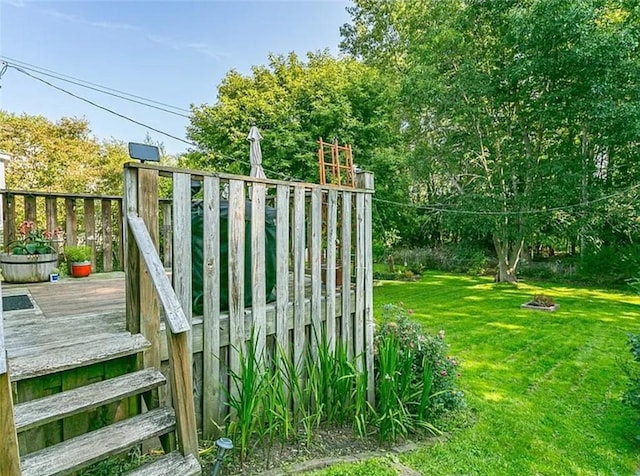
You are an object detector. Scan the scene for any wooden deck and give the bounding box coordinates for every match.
[3,273,127,382]
[2,271,338,382]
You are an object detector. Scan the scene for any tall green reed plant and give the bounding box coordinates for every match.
[225,329,267,461]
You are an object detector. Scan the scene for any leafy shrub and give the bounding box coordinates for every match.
[373,269,421,281]
[389,245,494,276]
[622,333,640,411]
[579,244,640,285]
[376,304,465,422]
[627,275,640,295]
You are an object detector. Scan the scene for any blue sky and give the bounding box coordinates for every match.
[0,0,351,154]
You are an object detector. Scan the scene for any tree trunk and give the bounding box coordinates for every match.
[493,235,524,283]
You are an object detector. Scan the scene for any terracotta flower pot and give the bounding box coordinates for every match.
[70,261,92,278]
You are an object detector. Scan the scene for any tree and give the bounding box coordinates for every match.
[187,51,420,243]
[341,0,640,281]
[0,112,132,195]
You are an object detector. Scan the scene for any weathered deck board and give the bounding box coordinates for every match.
[14,368,166,432]
[124,451,201,476]
[7,274,126,319]
[20,407,176,476]
[3,272,346,353]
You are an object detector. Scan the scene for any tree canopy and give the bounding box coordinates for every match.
[341,0,640,280]
[187,51,421,242]
[0,111,131,195]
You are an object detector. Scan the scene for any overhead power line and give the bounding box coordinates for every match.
[8,64,194,146]
[0,56,191,116]
[6,63,298,181]
[6,56,637,214]
[373,183,640,216]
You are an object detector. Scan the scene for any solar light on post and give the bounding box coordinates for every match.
[211,437,233,476]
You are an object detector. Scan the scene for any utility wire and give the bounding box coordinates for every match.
[0,55,191,114]
[9,64,195,146]
[373,183,640,216]
[8,57,637,213]
[1,59,189,118]
[7,63,299,181]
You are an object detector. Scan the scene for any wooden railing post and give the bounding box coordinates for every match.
[101,199,113,272]
[355,171,375,406]
[202,176,222,438]
[341,191,352,359]
[84,199,97,272]
[3,193,16,247]
[0,283,22,475]
[127,212,198,457]
[137,169,161,372]
[24,195,36,224]
[310,187,322,359]
[124,167,141,336]
[228,179,246,414]
[45,197,60,255]
[65,198,77,247]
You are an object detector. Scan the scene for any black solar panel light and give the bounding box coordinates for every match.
[127,142,160,163]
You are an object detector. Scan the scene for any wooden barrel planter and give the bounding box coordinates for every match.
[0,253,58,283]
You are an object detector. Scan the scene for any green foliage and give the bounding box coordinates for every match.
[341,0,640,281]
[309,458,397,476]
[579,244,640,285]
[224,330,267,462]
[7,220,58,255]
[384,245,494,277]
[187,52,421,247]
[377,304,464,422]
[622,333,640,412]
[222,313,464,462]
[188,52,400,180]
[0,112,132,195]
[64,245,92,263]
[224,329,371,462]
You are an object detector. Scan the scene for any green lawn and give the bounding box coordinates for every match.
[317,272,640,475]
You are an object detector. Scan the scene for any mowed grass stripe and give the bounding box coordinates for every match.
[372,272,640,476]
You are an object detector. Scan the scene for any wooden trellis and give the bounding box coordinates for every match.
[318,138,355,188]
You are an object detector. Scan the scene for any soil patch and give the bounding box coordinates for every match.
[206,427,427,475]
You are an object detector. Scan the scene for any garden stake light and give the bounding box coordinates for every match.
[211,437,233,476]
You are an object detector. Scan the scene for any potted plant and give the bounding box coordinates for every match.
[0,221,59,283]
[65,245,92,278]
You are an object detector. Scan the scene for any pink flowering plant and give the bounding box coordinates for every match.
[376,303,465,424]
[7,220,60,255]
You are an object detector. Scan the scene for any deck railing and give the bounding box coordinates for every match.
[124,162,375,438]
[127,212,198,457]
[0,282,21,475]
[0,190,124,273]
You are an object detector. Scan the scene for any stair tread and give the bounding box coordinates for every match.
[125,451,201,476]
[20,407,176,476]
[9,332,150,381]
[15,368,167,432]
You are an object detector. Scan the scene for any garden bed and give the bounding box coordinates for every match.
[520,302,558,312]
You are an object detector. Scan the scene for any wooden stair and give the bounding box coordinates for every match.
[125,451,201,476]
[11,334,201,476]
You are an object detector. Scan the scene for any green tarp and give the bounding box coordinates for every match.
[191,200,277,315]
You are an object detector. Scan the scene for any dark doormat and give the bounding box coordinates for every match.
[3,294,34,311]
